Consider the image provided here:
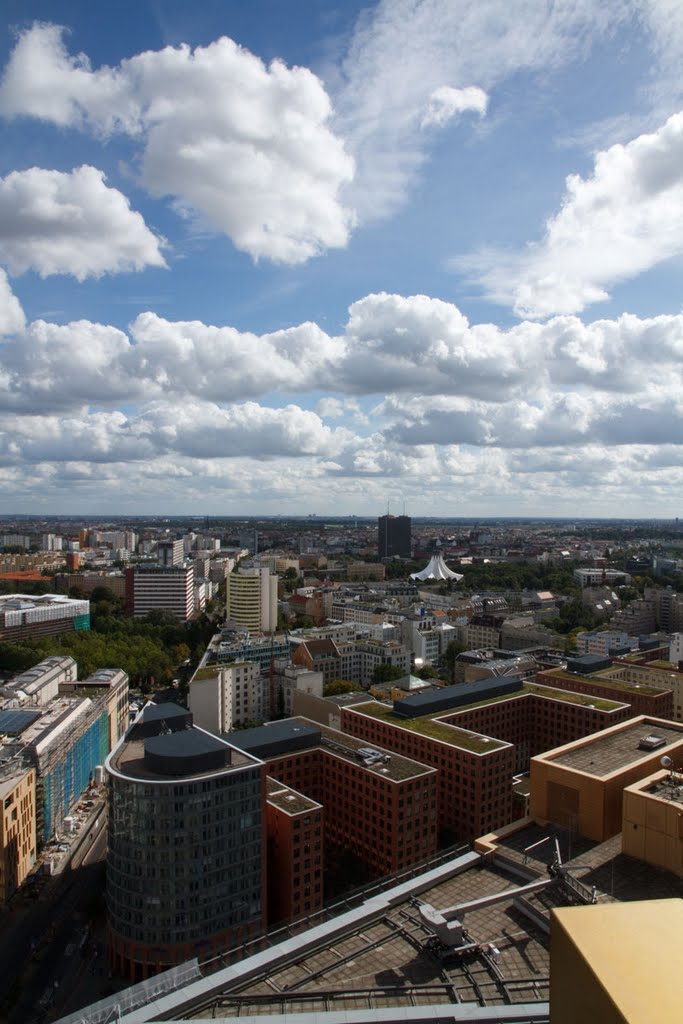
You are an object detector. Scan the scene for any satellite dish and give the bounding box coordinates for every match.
[661,755,673,769]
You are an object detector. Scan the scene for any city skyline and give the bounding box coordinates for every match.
[1,1,682,517]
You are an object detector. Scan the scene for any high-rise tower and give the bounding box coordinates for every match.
[377,514,412,559]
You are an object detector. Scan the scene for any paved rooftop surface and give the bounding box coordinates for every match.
[547,719,683,777]
[187,861,552,1019]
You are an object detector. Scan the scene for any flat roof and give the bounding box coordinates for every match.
[266,777,322,815]
[551,900,682,1024]
[96,853,554,1023]
[541,667,668,697]
[348,701,510,754]
[546,719,683,777]
[109,727,258,782]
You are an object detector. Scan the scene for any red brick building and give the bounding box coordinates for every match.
[341,679,631,842]
[534,667,673,718]
[233,719,438,905]
[265,778,324,924]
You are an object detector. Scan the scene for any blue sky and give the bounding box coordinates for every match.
[0,0,682,516]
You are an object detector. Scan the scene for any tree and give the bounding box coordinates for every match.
[441,639,466,681]
[323,679,363,697]
[371,663,405,685]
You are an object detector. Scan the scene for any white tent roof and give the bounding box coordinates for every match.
[410,554,463,582]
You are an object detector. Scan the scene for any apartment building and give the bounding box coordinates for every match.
[226,566,278,634]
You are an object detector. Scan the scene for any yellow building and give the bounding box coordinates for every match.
[226,567,278,634]
[0,767,36,903]
[622,768,683,878]
[551,900,682,1023]
[530,716,683,842]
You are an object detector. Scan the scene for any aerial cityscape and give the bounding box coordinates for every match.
[1,1,682,1022]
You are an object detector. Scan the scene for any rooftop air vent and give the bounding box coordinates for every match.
[638,734,667,751]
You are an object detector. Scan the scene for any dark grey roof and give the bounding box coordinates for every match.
[144,728,231,776]
[393,676,523,718]
[228,720,320,759]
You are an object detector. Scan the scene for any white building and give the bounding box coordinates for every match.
[271,660,324,715]
[130,565,195,621]
[574,630,636,657]
[670,633,683,665]
[189,661,263,732]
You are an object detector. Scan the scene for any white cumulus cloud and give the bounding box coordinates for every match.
[0,24,355,265]
[0,269,25,334]
[0,165,166,280]
[459,110,683,318]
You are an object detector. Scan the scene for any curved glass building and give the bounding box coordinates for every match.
[106,703,265,980]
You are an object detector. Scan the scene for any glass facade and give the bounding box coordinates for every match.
[107,766,263,950]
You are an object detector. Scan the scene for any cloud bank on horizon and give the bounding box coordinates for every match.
[0,0,682,516]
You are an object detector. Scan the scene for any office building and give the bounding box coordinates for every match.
[622,767,683,877]
[1,655,77,706]
[265,776,323,924]
[377,514,411,559]
[534,663,674,719]
[126,564,195,621]
[226,566,278,633]
[342,678,630,841]
[550,900,681,1024]
[231,718,438,896]
[106,704,266,980]
[0,594,90,642]
[529,715,683,842]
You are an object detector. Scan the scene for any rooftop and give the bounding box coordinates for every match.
[267,777,322,816]
[109,726,257,782]
[545,718,683,777]
[347,681,624,754]
[541,667,668,697]
[236,715,436,784]
[348,700,510,754]
[91,852,555,1023]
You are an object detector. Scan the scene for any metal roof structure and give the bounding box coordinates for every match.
[410,554,464,582]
